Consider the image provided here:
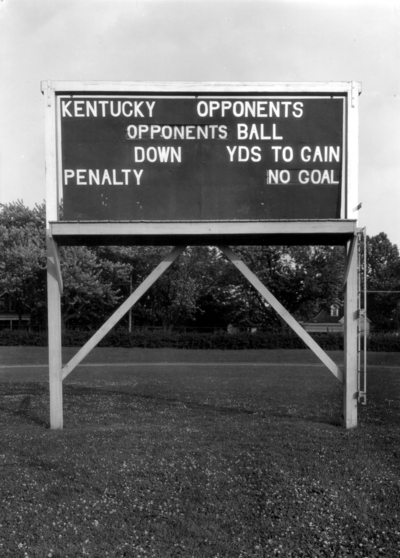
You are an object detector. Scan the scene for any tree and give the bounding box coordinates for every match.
[60,246,130,329]
[213,244,346,329]
[366,232,400,330]
[0,201,47,327]
[0,201,131,329]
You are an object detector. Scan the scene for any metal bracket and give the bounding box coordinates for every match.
[358,391,367,405]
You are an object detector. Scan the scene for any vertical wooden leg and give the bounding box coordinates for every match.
[47,236,63,430]
[344,235,358,428]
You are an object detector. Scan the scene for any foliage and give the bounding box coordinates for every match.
[217,245,346,328]
[2,201,400,333]
[0,202,131,329]
[60,245,129,328]
[367,332,400,352]
[365,232,400,330]
[0,201,47,327]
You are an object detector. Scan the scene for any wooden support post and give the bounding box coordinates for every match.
[344,235,358,428]
[62,245,186,380]
[47,235,63,429]
[342,235,356,293]
[48,237,63,295]
[219,245,343,382]
[44,81,63,429]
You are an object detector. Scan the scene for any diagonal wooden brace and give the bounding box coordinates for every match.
[62,245,186,380]
[218,245,343,383]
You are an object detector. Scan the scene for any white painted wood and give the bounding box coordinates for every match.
[218,245,343,382]
[48,238,63,295]
[50,220,357,239]
[346,82,361,219]
[47,237,63,429]
[342,234,356,292]
[344,236,358,428]
[62,245,186,380]
[44,82,63,429]
[41,81,359,94]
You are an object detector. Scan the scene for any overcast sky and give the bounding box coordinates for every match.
[0,0,399,245]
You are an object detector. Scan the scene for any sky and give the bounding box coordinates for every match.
[0,0,399,245]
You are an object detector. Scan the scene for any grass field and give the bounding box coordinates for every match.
[0,347,399,558]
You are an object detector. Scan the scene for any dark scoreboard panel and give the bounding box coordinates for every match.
[60,96,344,221]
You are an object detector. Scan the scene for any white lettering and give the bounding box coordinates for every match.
[64,170,74,184]
[134,101,144,117]
[272,124,283,140]
[238,146,249,162]
[157,146,171,162]
[282,147,293,162]
[293,102,303,118]
[219,125,228,140]
[314,146,323,162]
[145,101,156,117]
[266,169,291,184]
[170,147,181,162]
[233,102,244,118]
[98,101,108,117]
[271,146,282,162]
[221,101,232,116]
[121,169,131,185]
[197,101,208,117]
[86,101,97,117]
[298,170,309,184]
[112,169,123,185]
[329,146,340,162]
[88,169,100,185]
[311,170,321,184]
[134,147,145,163]
[127,125,137,139]
[257,102,268,117]
[122,101,133,117]
[150,125,161,139]
[74,101,85,117]
[237,124,248,140]
[226,146,237,161]
[61,101,73,117]
[76,169,86,185]
[101,170,112,185]
[161,126,173,140]
[133,169,144,185]
[110,101,121,117]
[251,146,262,162]
[301,146,312,162]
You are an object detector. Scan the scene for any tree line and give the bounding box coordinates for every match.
[1,201,399,332]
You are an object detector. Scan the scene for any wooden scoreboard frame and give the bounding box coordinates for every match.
[42,81,361,430]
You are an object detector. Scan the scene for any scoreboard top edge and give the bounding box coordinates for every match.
[41,81,362,96]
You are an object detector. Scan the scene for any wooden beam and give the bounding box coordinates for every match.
[44,82,63,430]
[62,245,186,380]
[42,81,359,94]
[47,238,63,295]
[342,234,356,292]
[218,245,343,383]
[344,236,358,427]
[50,220,357,239]
[346,82,361,220]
